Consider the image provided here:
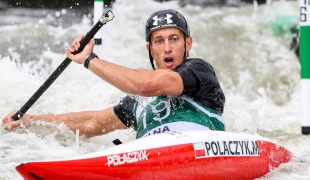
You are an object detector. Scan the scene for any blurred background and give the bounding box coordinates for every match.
[0,0,307,179]
[0,0,267,8]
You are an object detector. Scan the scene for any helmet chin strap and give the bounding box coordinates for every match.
[148,34,188,70]
[183,35,187,61]
[148,44,156,70]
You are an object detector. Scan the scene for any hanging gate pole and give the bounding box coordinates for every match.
[300,0,310,135]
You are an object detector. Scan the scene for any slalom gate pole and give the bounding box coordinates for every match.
[300,0,310,135]
[94,0,104,45]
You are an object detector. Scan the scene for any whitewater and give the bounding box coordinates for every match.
[0,0,309,179]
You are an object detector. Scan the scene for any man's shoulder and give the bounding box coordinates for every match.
[183,58,213,69]
[185,58,210,64]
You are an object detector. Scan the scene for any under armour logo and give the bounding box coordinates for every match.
[153,14,173,26]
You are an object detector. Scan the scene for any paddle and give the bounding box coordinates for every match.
[12,10,115,121]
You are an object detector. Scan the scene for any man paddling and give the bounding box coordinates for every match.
[2,9,225,138]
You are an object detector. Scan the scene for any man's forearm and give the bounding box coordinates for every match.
[23,107,127,137]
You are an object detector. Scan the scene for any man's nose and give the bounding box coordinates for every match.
[164,40,172,53]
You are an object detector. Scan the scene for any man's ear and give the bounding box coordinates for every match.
[186,36,193,51]
[146,43,150,51]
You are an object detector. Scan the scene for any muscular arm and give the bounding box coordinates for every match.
[65,36,184,97]
[88,58,183,97]
[2,107,127,137]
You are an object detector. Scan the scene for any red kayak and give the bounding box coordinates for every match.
[16,130,292,180]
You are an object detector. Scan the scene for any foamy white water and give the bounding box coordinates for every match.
[0,0,309,179]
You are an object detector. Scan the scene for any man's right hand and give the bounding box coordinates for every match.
[65,35,96,65]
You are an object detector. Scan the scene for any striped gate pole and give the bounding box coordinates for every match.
[94,0,104,45]
[300,0,310,135]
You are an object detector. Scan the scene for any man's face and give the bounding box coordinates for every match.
[148,28,192,69]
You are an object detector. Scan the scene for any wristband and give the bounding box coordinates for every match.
[84,53,98,69]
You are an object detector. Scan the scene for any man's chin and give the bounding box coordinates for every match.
[164,62,174,69]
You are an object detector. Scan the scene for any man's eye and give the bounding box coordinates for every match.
[171,36,178,41]
[155,39,163,44]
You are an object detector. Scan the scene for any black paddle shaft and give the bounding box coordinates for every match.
[12,10,115,121]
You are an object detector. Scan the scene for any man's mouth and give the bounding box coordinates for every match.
[163,57,174,69]
[165,57,173,62]
[164,57,174,67]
